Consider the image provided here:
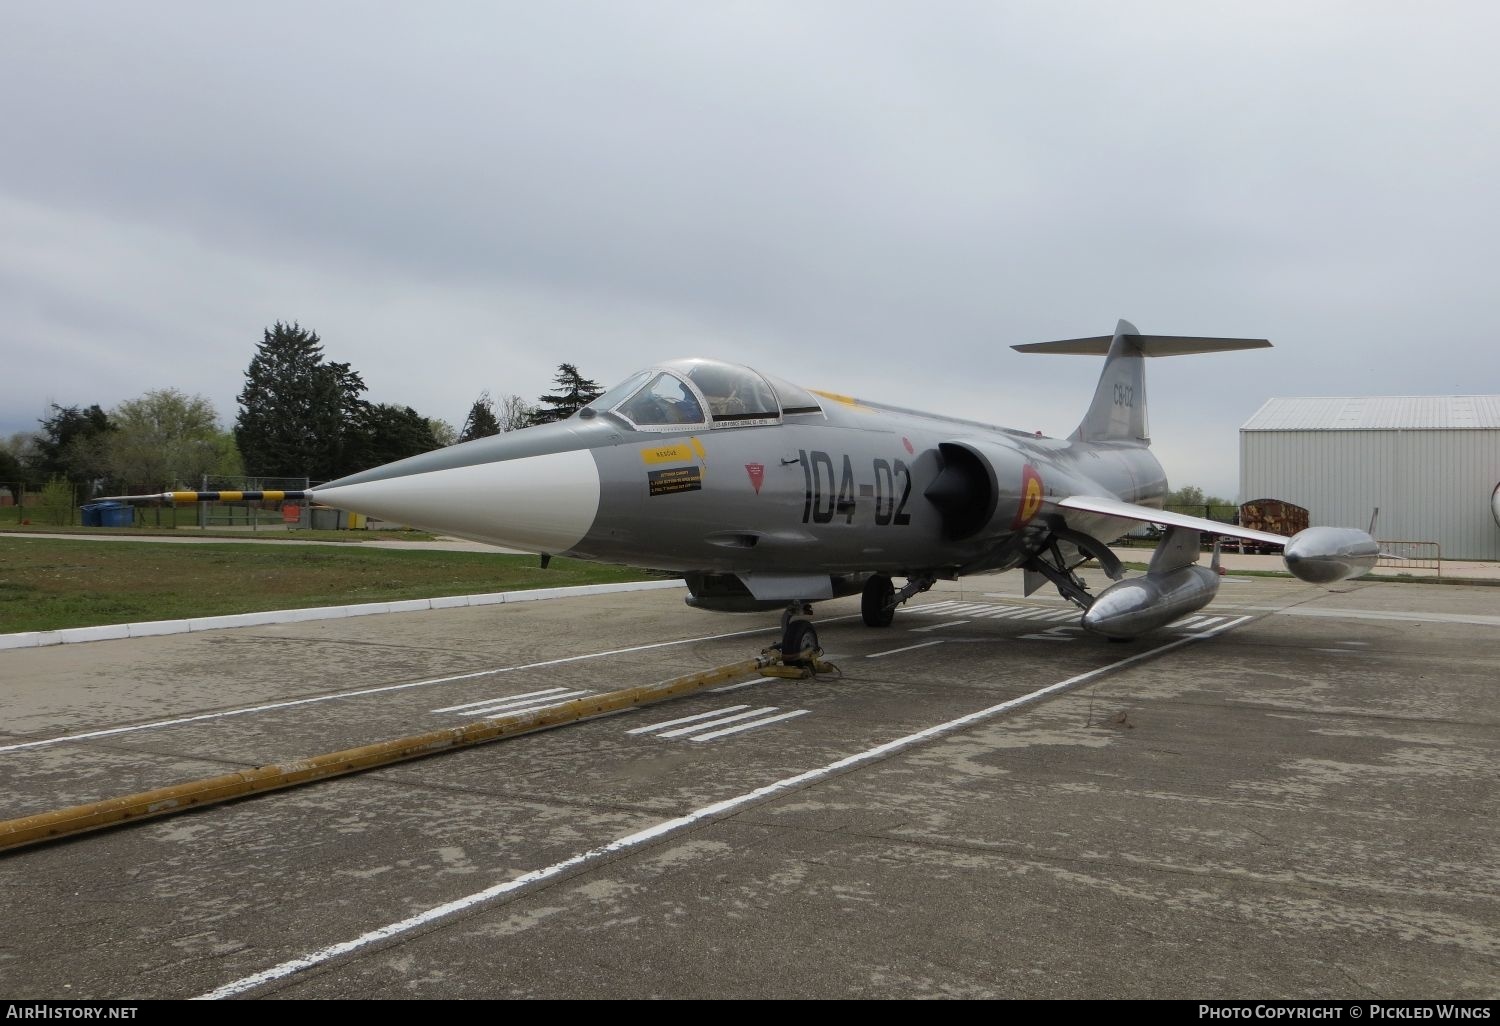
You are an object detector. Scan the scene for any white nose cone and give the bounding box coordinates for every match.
[313,449,601,553]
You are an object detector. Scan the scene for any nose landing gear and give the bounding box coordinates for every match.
[774,602,821,669]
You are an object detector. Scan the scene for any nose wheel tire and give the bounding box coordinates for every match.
[861,574,895,627]
[780,619,820,667]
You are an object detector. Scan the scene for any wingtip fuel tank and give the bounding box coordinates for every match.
[1282,527,1380,584]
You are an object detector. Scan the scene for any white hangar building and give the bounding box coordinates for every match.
[1239,396,1500,561]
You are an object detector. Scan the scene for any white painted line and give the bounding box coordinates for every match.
[657,707,778,739]
[1193,616,1225,629]
[910,601,960,614]
[625,705,750,735]
[689,709,811,742]
[0,618,849,755]
[197,623,1236,1000]
[1268,607,1500,628]
[476,691,591,716]
[1008,609,1057,621]
[710,676,775,693]
[485,697,591,717]
[1042,610,1078,622]
[910,620,971,632]
[866,639,946,659]
[943,603,995,615]
[431,688,570,714]
[1173,616,1205,629]
[1202,615,1253,635]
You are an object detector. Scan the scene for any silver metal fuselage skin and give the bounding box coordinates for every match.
[314,396,1168,581]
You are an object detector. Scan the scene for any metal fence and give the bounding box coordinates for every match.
[1377,540,1442,575]
[194,476,311,531]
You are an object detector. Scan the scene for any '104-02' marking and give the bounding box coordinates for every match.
[798,449,912,526]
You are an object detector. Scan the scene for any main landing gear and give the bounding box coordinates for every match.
[861,573,936,628]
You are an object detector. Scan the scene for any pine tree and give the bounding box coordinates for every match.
[33,404,115,492]
[235,322,368,480]
[457,392,502,442]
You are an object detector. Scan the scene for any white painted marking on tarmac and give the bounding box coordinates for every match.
[972,606,1021,617]
[480,692,592,717]
[866,639,946,658]
[657,707,778,738]
[1019,626,1079,641]
[1174,616,1205,629]
[910,620,970,632]
[1245,606,1500,628]
[689,709,811,742]
[1201,615,1253,635]
[197,621,1243,1000]
[710,676,776,693]
[916,603,965,614]
[431,688,570,714]
[625,706,750,735]
[0,618,859,755]
[1193,616,1225,629]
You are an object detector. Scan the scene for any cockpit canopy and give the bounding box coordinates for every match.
[586,359,824,430]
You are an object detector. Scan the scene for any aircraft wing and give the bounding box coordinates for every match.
[1057,495,1288,548]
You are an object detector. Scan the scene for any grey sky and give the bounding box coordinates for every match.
[3,2,1496,497]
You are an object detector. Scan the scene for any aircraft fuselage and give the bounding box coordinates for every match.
[314,397,1167,582]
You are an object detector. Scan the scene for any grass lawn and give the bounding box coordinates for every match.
[0,537,661,633]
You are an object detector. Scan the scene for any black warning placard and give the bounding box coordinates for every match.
[648,466,703,496]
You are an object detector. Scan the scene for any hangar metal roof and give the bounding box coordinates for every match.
[1241,396,1500,431]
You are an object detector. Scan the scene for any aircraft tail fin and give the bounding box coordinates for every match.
[1013,321,1271,444]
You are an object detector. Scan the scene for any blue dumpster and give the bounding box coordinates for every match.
[80,503,103,527]
[91,501,134,528]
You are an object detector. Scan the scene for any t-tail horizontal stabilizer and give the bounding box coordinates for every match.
[1013,319,1272,445]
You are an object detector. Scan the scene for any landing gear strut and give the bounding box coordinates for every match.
[1024,540,1096,610]
[861,573,936,628]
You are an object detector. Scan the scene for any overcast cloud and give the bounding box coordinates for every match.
[3,2,1496,496]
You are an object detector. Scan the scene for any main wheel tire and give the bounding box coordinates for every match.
[781,619,820,665]
[861,575,895,627]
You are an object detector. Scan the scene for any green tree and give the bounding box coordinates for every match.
[37,476,75,526]
[107,388,227,490]
[458,392,502,442]
[235,322,368,481]
[0,443,25,499]
[32,404,115,494]
[529,364,603,425]
[1166,485,1207,507]
[347,403,444,471]
[1166,485,1234,514]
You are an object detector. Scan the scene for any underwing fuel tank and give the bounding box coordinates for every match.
[1080,565,1220,639]
[1282,527,1380,584]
